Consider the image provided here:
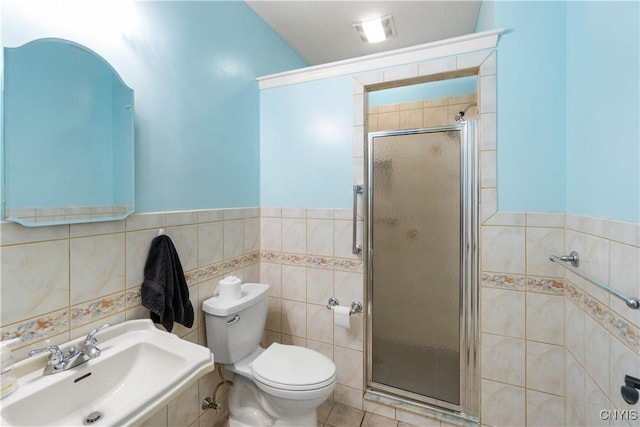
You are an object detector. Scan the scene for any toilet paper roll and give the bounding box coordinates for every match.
[218,275,242,301]
[333,305,351,329]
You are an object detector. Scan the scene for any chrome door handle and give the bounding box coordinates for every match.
[352,184,363,255]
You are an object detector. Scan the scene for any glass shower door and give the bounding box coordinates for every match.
[368,127,462,407]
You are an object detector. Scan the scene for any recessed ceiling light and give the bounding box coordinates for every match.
[353,15,396,44]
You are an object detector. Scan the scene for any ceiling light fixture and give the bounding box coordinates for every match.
[353,15,396,44]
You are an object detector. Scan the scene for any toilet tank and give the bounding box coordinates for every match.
[202,283,270,364]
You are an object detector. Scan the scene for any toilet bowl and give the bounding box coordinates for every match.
[203,283,336,427]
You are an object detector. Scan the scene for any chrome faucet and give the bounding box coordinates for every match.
[29,323,110,375]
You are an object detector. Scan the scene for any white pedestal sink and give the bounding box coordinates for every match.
[0,319,214,426]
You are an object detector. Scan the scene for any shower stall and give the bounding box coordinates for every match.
[363,122,478,418]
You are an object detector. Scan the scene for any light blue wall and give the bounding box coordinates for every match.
[369,76,477,107]
[477,0,639,222]
[566,1,639,222]
[2,0,307,212]
[490,0,568,214]
[260,76,354,208]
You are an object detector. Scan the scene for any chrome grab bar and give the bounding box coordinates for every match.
[352,184,363,255]
[550,252,640,309]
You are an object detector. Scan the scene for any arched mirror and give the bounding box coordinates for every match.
[2,38,134,226]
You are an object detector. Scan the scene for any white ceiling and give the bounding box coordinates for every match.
[246,1,482,66]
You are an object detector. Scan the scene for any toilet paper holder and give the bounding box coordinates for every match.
[327,297,362,315]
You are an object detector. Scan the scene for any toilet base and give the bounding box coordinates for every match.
[228,376,318,427]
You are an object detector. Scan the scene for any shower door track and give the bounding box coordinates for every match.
[365,123,479,419]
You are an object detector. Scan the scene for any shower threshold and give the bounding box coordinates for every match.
[363,390,479,427]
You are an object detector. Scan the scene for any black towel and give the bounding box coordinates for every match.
[141,234,194,332]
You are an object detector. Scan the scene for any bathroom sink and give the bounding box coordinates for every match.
[0,319,214,426]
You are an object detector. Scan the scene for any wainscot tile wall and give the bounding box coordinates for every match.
[0,208,261,427]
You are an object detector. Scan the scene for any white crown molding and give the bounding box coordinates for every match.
[257,29,502,90]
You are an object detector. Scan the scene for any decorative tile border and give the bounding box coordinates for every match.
[566,282,639,354]
[71,292,126,328]
[126,288,142,308]
[0,309,69,345]
[481,273,526,291]
[526,277,565,295]
[260,251,364,273]
[195,252,260,282]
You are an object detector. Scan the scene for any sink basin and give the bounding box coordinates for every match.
[0,319,214,426]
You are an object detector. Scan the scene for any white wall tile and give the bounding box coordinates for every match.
[281,299,306,338]
[70,233,125,304]
[584,315,610,393]
[260,217,281,252]
[168,224,198,272]
[610,241,640,328]
[281,265,306,302]
[481,288,525,338]
[481,379,525,427]
[334,346,363,390]
[526,227,565,278]
[306,268,333,306]
[565,298,585,364]
[481,226,525,274]
[223,220,244,260]
[481,333,525,386]
[1,239,69,325]
[526,341,564,395]
[307,219,334,256]
[198,222,223,267]
[282,218,306,254]
[243,218,260,254]
[526,389,565,427]
[306,304,333,344]
[526,293,564,345]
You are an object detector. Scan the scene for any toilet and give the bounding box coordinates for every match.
[203,283,336,427]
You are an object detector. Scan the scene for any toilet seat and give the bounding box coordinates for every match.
[251,343,336,393]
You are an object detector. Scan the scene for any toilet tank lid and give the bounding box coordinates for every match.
[202,283,270,316]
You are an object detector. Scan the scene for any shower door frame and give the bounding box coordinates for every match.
[365,123,479,418]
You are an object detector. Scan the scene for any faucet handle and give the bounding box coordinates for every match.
[29,345,64,365]
[85,323,111,345]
